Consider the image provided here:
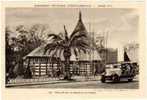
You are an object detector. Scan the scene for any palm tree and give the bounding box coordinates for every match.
[44,25,90,80]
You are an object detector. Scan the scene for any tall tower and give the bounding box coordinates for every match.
[72,11,87,35]
[79,11,82,21]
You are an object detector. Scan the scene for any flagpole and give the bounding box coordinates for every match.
[104,30,108,65]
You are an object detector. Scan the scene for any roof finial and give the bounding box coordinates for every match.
[79,10,82,21]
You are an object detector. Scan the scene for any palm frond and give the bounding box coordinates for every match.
[51,45,64,57]
[63,25,69,41]
[70,39,89,49]
[76,46,87,54]
[79,41,90,48]
[51,48,58,57]
[48,34,63,41]
[44,40,65,58]
[69,32,87,46]
[44,43,57,54]
[72,40,90,54]
[72,47,78,57]
[47,47,56,55]
[58,48,64,58]
[70,28,83,39]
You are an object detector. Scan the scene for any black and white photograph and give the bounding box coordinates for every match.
[5,8,139,89]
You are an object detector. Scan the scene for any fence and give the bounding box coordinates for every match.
[6,75,101,85]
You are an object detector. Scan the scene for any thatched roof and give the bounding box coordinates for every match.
[24,44,101,61]
[72,11,101,61]
[23,44,49,59]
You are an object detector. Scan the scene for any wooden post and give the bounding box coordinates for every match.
[27,58,30,72]
[85,63,87,76]
[46,57,48,75]
[39,58,41,77]
[25,58,32,78]
[51,58,54,77]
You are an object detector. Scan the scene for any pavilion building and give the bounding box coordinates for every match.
[23,11,117,77]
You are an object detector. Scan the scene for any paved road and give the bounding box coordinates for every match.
[12,80,138,89]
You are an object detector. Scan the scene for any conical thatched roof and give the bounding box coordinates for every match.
[72,11,101,61]
[72,11,88,35]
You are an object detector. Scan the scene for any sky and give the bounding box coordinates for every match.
[5,8,139,61]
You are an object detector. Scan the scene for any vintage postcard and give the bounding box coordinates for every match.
[0,0,146,100]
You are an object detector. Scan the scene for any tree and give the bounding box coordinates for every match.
[16,24,49,56]
[11,25,29,76]
[27,24,48,52]
[44,25,90,80]
[5,27,17,78]
[6,27,11,73]
[5,24,50,78]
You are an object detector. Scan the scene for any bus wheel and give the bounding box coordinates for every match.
[128,78,133,82]
[112,74,120,82]
[101,76,106,83]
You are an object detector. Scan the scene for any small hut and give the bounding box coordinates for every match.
[23,45,62,77]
